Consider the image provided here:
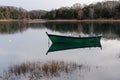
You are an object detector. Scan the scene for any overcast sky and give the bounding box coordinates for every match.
[0,0,104,11]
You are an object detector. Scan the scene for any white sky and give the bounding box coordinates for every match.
[0,0,105,11]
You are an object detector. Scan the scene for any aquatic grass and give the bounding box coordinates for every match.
[8,63,29,76]
[0,61,84,80]
[50,61,58,74]
[42,63,49,74]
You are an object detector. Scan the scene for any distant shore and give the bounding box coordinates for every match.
[0,19,47,23]
[1,19,120,23]
[47,19,120,22]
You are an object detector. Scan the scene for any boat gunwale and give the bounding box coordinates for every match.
[46,32,102,39]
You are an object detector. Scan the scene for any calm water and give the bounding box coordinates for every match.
[0,21,120,80]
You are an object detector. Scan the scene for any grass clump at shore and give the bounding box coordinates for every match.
[0,61,83,80]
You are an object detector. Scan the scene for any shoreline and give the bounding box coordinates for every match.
[1,19,120,23]
[0,19,47,23]
[47,19,120,22]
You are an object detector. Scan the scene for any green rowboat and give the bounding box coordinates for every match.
[46,32,102,44]
[46,32,102,55]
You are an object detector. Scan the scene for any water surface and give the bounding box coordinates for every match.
[0,21,120,80]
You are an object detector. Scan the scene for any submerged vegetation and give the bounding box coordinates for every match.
[0,61,84,80]
[1,0,120,20]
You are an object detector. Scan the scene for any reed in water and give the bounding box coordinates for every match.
[0,61,85,80]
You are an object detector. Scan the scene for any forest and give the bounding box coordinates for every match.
[0,0,120,20]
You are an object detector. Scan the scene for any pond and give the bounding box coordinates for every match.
[0,21,120,80]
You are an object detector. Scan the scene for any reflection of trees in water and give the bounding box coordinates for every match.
[29,23,46,29]
[45,22,120,39]
[95,23,120,39]
[0,61,85,80]
[0,22,120,39]
[0,21,28,34]
[0,22,46,34]
[45,22,79,33]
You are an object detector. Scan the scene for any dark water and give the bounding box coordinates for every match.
[0,21,120,80]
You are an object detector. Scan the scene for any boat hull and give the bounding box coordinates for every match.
[46,33,102,44]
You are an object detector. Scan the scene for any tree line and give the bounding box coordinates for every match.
[0,6,29,19]
[0,0,120,20]
[0,6,47,19]
[44,1,120,19]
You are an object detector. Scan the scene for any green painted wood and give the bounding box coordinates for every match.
[46,32,102,55]
[46,32,102,44]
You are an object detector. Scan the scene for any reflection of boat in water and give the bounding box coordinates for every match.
[46,32,102,44]
[46,32,102,55]
[46,42,102,55]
